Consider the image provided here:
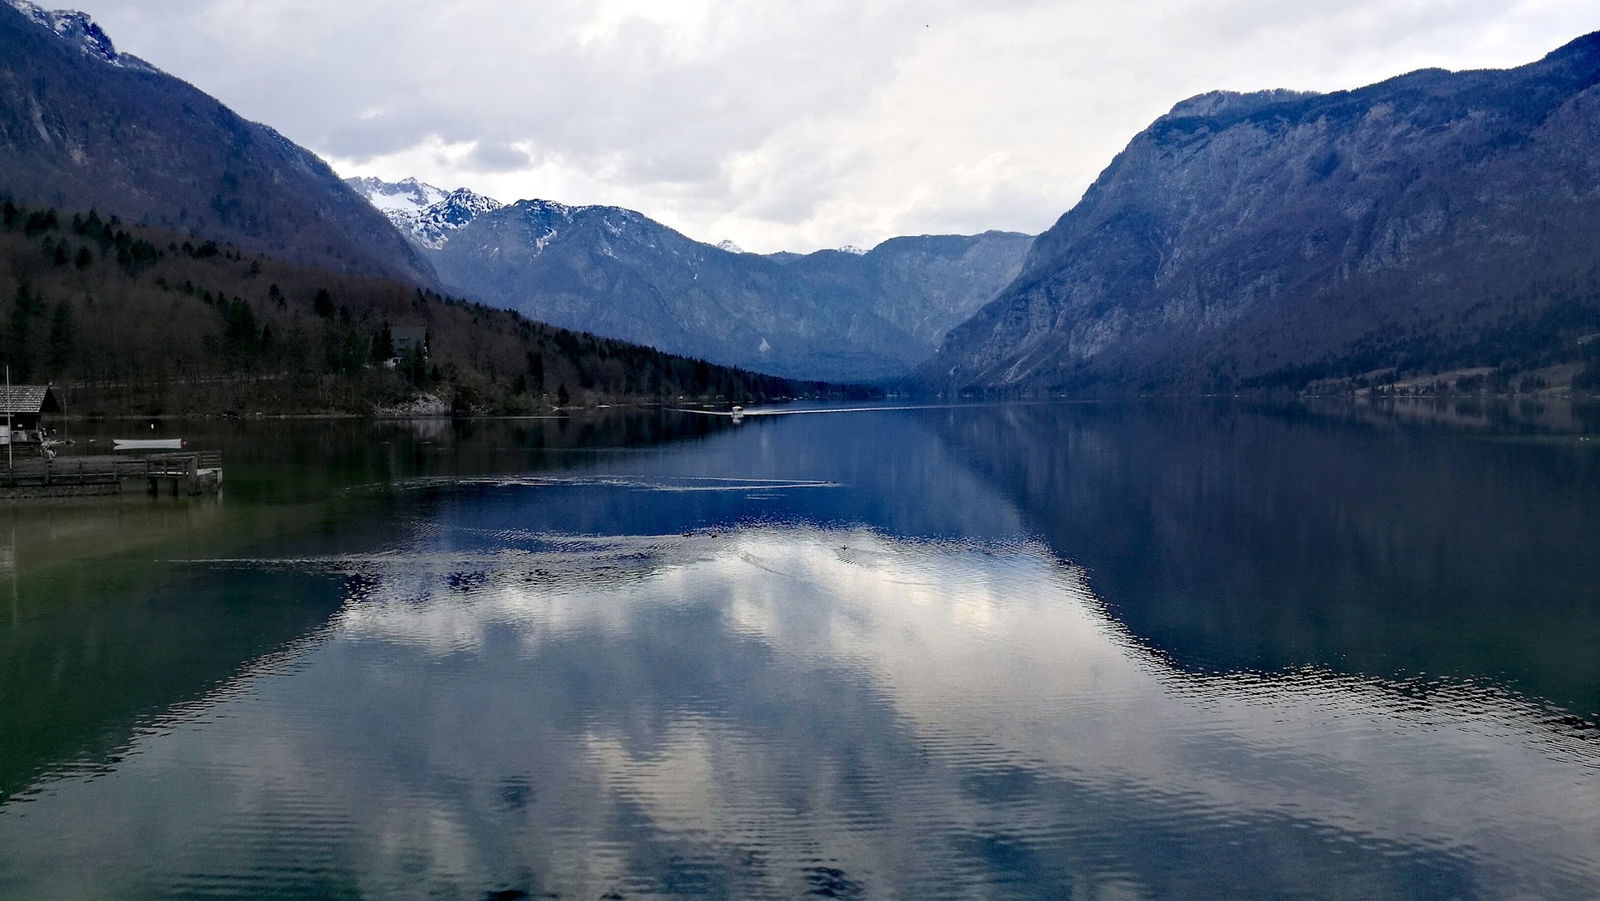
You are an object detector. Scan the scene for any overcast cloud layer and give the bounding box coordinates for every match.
[74,1,1599,252]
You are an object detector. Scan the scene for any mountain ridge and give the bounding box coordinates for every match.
[3,0,157,72]
[349,176,1033,382]
[433,198,1033,381]
[0,2,436,286]
[927,30,1600,394]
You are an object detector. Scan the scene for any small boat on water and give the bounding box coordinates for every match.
[113,438,185,451]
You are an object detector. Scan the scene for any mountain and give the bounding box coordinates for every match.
[0,1,435,286]
[387,195,1030,382]
[928,32,1600,394]
[346,177,503,250]
[0,195,834,415]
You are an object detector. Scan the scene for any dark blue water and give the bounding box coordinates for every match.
[1,402,1597,898]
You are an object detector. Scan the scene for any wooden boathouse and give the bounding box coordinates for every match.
[0,384,65,450]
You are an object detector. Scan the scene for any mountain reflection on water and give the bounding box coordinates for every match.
[0,402,1596,899]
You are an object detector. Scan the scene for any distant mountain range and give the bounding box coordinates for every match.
[11,0,1600,397]
[928,32,1600,394]
[347,176,1032,382]
[0,0,435,286]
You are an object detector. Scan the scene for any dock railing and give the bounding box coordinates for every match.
[1,451,223,488]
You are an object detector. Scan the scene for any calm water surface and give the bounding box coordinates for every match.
[1,402,1597,899]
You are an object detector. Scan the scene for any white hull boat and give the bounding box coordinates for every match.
[113,438,185,451]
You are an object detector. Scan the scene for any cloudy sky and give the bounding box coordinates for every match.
[76,0,1598,253]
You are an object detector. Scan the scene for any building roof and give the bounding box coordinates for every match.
[392,326,427,344]
[0,385,64,415]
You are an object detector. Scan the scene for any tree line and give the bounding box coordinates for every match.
[0,197,862,416]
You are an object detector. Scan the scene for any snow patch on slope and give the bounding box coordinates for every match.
[347,176,504,249]
[347,176,448,216]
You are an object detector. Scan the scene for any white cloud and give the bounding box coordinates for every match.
[73,0,1600,252]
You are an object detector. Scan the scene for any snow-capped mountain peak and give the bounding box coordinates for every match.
[347,176,448,217]
[5,0,158,72]
[431,188,502,224]
[520,198,577,220]
[715,239,744,254]
[837,244,869,255]
[346,176,504,249]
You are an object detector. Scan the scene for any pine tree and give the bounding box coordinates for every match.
[8,282,43,382]
[371,323,394,362]
[527,351,545,391]
[48,302,75,372]
[224,298,259,348]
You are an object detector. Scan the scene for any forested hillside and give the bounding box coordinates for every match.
[0,197,839,416]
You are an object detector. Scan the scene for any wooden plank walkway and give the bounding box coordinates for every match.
[0,451,223,497]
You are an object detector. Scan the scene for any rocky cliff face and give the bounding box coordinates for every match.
[0,2,435,285]
[423,197,1031,382]
[929,32,1600,392]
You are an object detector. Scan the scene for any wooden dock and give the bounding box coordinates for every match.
[0,451,223,498]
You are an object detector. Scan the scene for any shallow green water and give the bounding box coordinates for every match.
[1,402,1596,898]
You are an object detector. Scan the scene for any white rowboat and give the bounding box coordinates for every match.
[113,438,185,450]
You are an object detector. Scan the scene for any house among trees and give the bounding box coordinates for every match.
[375,326,429,382]
[392,327,428,358]
[0,384,65,447]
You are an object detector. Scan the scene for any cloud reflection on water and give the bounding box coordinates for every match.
[3,521,1595,899]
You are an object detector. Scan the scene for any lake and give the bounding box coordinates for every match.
[1,400,1597,899]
